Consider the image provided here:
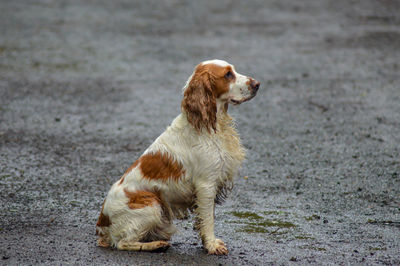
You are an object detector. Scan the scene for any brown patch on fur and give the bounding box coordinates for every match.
[96,200,111,228]
[124,188,161,209]
[182,63,234,133]
[182,64,217,133]
[119,159,140,185]
[97,237,111,248]
[139,151,185,181]
[125,159,140,175]
[207,64,234,97]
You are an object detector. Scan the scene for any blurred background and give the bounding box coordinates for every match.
[0,0,399,264]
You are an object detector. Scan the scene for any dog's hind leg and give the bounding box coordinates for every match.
[117,239,171,252]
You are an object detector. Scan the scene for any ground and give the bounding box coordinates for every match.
[1,0,399,265]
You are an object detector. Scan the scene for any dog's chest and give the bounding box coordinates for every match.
[213,121,245,177]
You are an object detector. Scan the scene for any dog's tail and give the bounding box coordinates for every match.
[96,200,112,248]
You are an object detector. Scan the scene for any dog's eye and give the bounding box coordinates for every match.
[225,71,234,79]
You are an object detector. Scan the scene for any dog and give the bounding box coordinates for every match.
[96,59,260,255]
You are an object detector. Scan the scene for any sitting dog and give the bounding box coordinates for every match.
[96,59,260,255]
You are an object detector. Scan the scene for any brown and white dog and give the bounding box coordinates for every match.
[96,59,260,255]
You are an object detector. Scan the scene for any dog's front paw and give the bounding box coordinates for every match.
[204,238,228,255]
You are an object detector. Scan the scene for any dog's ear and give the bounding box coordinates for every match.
[182,69,217,133]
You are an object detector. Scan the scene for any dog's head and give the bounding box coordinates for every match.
[182,59,260,133]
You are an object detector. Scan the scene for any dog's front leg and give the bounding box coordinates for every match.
[194,185,228,255]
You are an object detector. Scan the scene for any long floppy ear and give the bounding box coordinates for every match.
[181,70,217,133]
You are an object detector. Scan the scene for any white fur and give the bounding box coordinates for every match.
[97,59,259,255]
[200,60,255,104]
[229,71,253,101]
[201,59,230,67]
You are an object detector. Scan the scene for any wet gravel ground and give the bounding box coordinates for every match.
[1,0,400,265]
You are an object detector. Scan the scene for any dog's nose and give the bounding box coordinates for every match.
[251,80,260,92]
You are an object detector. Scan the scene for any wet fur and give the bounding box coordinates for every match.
[96,59,259,255]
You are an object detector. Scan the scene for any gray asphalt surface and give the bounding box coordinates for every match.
[1,0,400,265]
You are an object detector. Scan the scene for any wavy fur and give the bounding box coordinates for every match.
[96,59,259,255]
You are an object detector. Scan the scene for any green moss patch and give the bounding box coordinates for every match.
[231,211,263,220]
[228,211,296,234]
[305,214,321,221]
